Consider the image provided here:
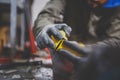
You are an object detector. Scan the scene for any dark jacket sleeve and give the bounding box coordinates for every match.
[79,7,120,71]
[104,7,120,47]
[97,7,120,48]
[89,7,120,49]
[33,0,66,37]
[70,9,120,79]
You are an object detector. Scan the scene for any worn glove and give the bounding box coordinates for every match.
[36,23,72,49]
[49,41,112,80]
[58,41,120,80]
[57,41,89,64]
[56,44,101,80]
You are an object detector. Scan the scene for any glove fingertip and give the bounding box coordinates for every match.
[53,30,63,40]
[49,40,56,49]
[64,26,72,37]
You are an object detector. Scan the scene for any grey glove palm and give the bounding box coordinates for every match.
[36,24,72,49]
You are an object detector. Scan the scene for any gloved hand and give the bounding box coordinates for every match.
[56,43,101,80]
[49,41,87,80]
[57,41,120,80]
[36,23,72,49]
[57,41,89,65]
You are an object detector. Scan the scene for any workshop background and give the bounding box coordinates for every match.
[0,0,53,80]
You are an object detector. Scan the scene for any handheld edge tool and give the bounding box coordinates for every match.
[51,30,87,56]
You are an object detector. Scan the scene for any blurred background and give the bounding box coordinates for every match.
[0,0,53,80]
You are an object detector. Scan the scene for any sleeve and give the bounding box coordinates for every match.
[97,7,120,48]
[77,7,120,66]
[33,0,66,37]
[81,13,120,78]
[86,7,120,65]
[104,7,120,47]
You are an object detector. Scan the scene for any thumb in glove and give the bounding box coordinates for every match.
[36,23,72,49]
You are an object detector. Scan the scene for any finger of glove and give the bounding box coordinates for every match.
[59,49,88,64]
[36,35,46,49]
[63,25,72,37]
[44,34,56,49]
[49,27,63,39]
[58,49,81,63]
[55,24,72,37]
[40,32,55,49]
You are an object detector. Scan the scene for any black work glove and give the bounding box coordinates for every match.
[36,24,72,49]
[58,41,120,80]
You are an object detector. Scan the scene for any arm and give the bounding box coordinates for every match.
[82,7,120,65]
[33,0,66,37]
[33,0,72,49]
[33,0,71,49]
[93,7,120,62]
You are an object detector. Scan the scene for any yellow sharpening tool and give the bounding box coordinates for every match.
[51,30,67,51]
[51,30,86,56]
